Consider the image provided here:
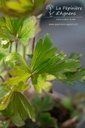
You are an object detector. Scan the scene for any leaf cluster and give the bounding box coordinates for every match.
[0,90,35,127]
[31,94,58,128]
[0,1,84,128]
[4,34,85,94]
[0,33,85,127]
[0,0,48,17]
[61,95,83,122]
[0,16,40,45]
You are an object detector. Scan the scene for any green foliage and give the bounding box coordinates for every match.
[61,98,74,111]
[0,16,40,45]
[31,95,58,128]
[30,34,84,92]
[31,34,81,75]
[31,94,84,128]
[61,53,85,85]
[0,33,84,127]
[62,68,85,85]
[0,17,15,41]
[75,93,85,101]
[3,121,10,128]
[61,93,84,123]
[0,52,6,62]
[6,0,33,12]
[32,73,53,93]
[10,92,35,127]
[0,92,12,110]
[0,0,48,17]
[1,92,35,127]
[4,65,30,87]
[6,0,33,13]
[0,40,9,62]
[12,81,30,91]
[71,110,83,122]
[19,16,40,45]
[4,34,85,94]
[5,53,31,91]
[31,94,54,113]
[0,120,10,128]
[38,113,58,128]
[68,53,83,60]
[0,84,10,100]
[31,33,57,72]
[5,52,29,68]
[0,1,85,126]
[0,0,8,7]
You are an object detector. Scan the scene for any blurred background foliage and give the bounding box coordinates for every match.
[0,0,49,17]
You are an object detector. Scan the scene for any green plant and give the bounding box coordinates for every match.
[28,93,84,128]
[0,0,85,128]
[30,94,58,128]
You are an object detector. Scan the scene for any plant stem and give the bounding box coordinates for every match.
[49,87,53,93]
[15,40,18,52]
[23,45,26,60]
[3,61,7,71]
[9,41,12,53]
[61,116,78,128]
[0,75,5,82]
[32,37,35,54]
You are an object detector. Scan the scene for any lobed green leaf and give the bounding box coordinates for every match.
[61,98,74,111]
[69,53,83,60]
[32,73,52,93]
[5,52,29,69]
[0,84,10,100]
[38,113,58,128]
[12,81,30,92]
[0,92,12,110]
[31,33,57,72]
[62,68,85,85]
[32,94,54,114]
[11,113,25,127]
[5,53,31,91]
[4,65,31,88]
[2,91,35,127]
[17,92,35,122]
[19,16,40,45]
